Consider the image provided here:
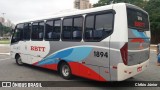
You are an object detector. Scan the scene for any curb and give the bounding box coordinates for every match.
[0,44,10,46]
[150,50,157,52]
[0,53,10,55]
[150,45,157,47]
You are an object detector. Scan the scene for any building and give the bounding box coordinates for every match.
[0,17,15,37]
[74,0,92,10]
[0,17,5,24]
[0,17,15,28]
[4,19,12,27]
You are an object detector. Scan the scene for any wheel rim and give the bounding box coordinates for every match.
[62,65,70,77]
[17,57,23,64]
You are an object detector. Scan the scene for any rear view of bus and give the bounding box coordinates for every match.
[117,4,150,81]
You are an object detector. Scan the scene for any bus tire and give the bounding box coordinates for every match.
[15,55,24,66]
[59,62,72,80]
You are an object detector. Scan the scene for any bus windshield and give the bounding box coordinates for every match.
[127,8,149,31]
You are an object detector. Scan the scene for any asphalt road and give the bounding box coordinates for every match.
[0,45,160,90]
[0,44,10,53]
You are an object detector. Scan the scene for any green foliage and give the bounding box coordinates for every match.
[93,0,160,44]
[0,23,12,37]
[93,0,109,7]
[93,0,145,8]
[144,0,160,43]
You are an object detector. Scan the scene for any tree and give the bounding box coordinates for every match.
[0,23,12,37]
[0,23,3,37]
[144,0,160,43]
[93,0,145,8]
[93,0,160,44]
[93,0,109,7]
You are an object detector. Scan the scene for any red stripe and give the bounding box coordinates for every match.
[131,38,144,43]
[69,62,106,81]
[33,62,39,65]
[33,62,107,81]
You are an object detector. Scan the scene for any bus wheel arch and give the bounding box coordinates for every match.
[15,53,24,66]
[15,53,20,59]
[57,60,72,79]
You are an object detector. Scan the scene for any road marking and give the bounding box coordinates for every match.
[0,58,11,61]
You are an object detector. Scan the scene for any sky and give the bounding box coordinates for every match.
[0,0,99,24]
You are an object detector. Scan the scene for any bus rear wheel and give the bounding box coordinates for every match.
[15,55,24,66]
[60,62,72,79]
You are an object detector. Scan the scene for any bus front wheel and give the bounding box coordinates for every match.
[59,62,72,80]
[15,55,24,66]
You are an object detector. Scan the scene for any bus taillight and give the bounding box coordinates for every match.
[120,43,128,65]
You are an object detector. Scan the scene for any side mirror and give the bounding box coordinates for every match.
[12,29,14,34]
[11,36,20,43]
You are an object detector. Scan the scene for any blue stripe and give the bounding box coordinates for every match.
[131,29,149,42]
[63,47,92,62]
[37,47,93,66]
[131,29,142,37]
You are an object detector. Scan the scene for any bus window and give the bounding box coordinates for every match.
[127,8,149,31]
[62,16,83,41]
[45,19,61,41]
[84,13,113,41]
[62,18,73,40]
[39,22,44,39]
[85,15,94,40]
[53,20,61,40]
[95,13,113,40]
[45,20,53,40]
[23,23,31,40]
[11,24,24,43]
[31,21,44,40]
[73,17,83,41]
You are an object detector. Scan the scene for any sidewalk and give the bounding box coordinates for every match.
[150,44,157,52]
[0,44,10,55]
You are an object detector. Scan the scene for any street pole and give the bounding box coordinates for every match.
[2,13,6,37]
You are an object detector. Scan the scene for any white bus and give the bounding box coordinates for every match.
[10,3,150,81]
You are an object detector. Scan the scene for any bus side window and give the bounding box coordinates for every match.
[39,22,44,39]
[62,16,83,41]
[11,24,24,43]
[73,17,83,41]
[45,20,53,40]
[31,21,44,41]
[84,15,94,41]
[23,23,31,40]
[84,13,113,42]
[94,13,113,40]
[45,19,61,41]
[62,18,72,41]
[53,20,61,40]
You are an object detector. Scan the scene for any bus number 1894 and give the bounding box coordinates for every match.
[94,51,108,58]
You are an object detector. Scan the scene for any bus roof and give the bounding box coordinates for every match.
[17,3,146,24]
[126,3,148,14]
